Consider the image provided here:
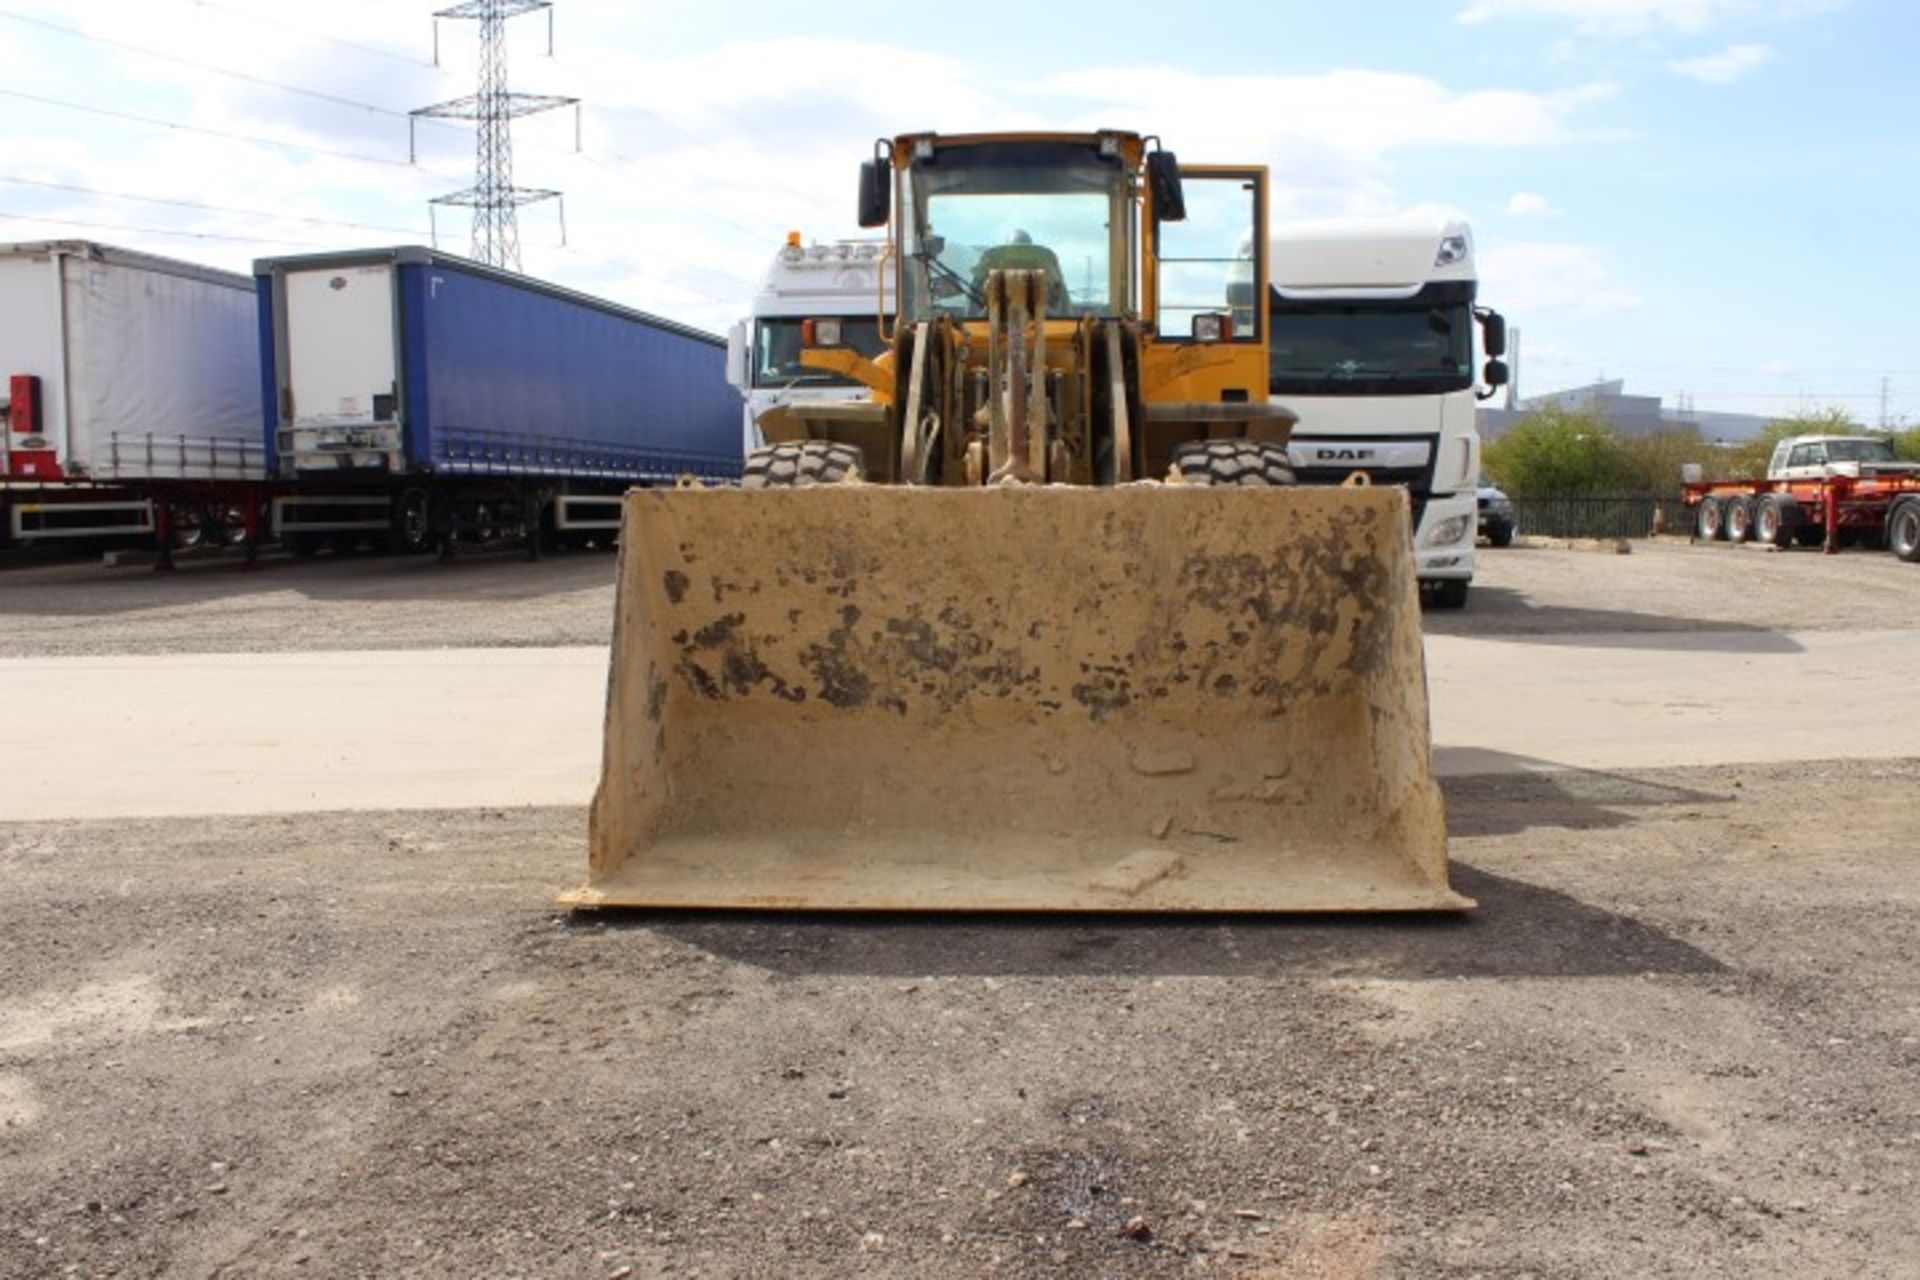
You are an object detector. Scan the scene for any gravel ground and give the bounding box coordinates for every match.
[2,535,1918,659]
[4,533,1918,1277]
[1,760,1916,1278]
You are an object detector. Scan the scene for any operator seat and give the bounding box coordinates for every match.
[971,231,1072,312]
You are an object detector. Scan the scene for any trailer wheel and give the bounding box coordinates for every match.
[169,503,210,552]
[742,442,867,488]
[1724,496,1755,544]
[386,488,434,555]
[1755,496,1797,548]
[1170,440,1297,486]
[1890,501,1920,564]
[1695,497,1725,541]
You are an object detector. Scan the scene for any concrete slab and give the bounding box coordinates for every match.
[1,648,607,822]
[1425,628,1920,776]
[3,630,1915,821]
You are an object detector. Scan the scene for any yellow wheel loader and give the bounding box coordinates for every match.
[568,131,1470,912]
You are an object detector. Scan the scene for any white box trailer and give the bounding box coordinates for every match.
[1,240,263,545]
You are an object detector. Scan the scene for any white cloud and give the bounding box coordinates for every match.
[1507,191,1553,216]
[1479,242,1643,316]
[1670,42,1777,82]
[0,1,1622,334]
[1456,0,1841,34]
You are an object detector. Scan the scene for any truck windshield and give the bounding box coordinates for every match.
[754,317,889,388]
[1827,438,1897,463]
[902,142,1128,322]
[1268,303,1473,396]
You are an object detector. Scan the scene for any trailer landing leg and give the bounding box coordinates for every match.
[153,502,176,573]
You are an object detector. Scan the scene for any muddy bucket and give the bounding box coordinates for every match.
[567,484,1469,912]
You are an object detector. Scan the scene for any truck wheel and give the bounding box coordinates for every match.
[1890,501,1920,564]
[1695,498,1725,541]
[1724,496,1755,544]
[1425,579,1469,610]
[1171,440,1297,486]
[1485,518,1514,549]
[1754,496,1797,548]
[743,442,867,488]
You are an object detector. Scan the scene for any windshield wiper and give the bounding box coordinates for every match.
[915,250,984,310]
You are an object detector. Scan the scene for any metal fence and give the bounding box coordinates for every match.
[1510,494,1678,540]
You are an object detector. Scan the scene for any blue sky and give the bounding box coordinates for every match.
[0,0,1913,422]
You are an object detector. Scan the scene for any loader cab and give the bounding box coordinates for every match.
[887,135,1139,324]
[873,132,1265,351]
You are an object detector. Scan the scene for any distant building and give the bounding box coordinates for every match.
[1478,379,1771,444]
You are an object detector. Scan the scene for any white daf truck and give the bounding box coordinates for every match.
[725,233,894,454]
[1267,219,1508,608]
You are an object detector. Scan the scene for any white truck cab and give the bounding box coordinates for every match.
[726,233,895,456]
[1266,219,1508,608]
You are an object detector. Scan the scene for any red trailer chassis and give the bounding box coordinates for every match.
[1683,471,1920,561]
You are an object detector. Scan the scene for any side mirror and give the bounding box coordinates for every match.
[724,320,749,391]
[857,159,890,229]
[1478,308,1508,357]
[1483,359,1510,388]
[1147,151,1186,222]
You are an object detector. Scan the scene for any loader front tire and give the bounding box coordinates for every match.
[1171,440,1297,487]
[742,442,867,489]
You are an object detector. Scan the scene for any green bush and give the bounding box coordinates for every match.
[1483,404,1627,495]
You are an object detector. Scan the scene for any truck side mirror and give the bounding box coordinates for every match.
[1478,308,1507,357]
[1147,151,1186,222]
[724,320,749,391]
[857,159,890,229]
[1482,358,1510,389]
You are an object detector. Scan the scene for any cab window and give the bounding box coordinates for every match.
[753,318,889,388]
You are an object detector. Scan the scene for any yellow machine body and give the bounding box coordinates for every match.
[570,130,1470,913]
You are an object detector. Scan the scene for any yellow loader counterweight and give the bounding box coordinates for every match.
[568,130,1470,912]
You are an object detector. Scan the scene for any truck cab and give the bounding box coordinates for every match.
[726,234,893,457]
[1266,219,1508,607]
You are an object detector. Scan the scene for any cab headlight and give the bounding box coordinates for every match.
[1422,515,1472,547]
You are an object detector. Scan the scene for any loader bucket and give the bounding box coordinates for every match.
[569,485,1470,912]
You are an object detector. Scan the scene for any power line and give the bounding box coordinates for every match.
[0,10,801,275]
[0,8,439,125]
[552,244,750,310]
[0,207,357,249]
[181,0,429,68]
[0,6,798,255]
[0,174,430,237]
[0,88,460,173]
